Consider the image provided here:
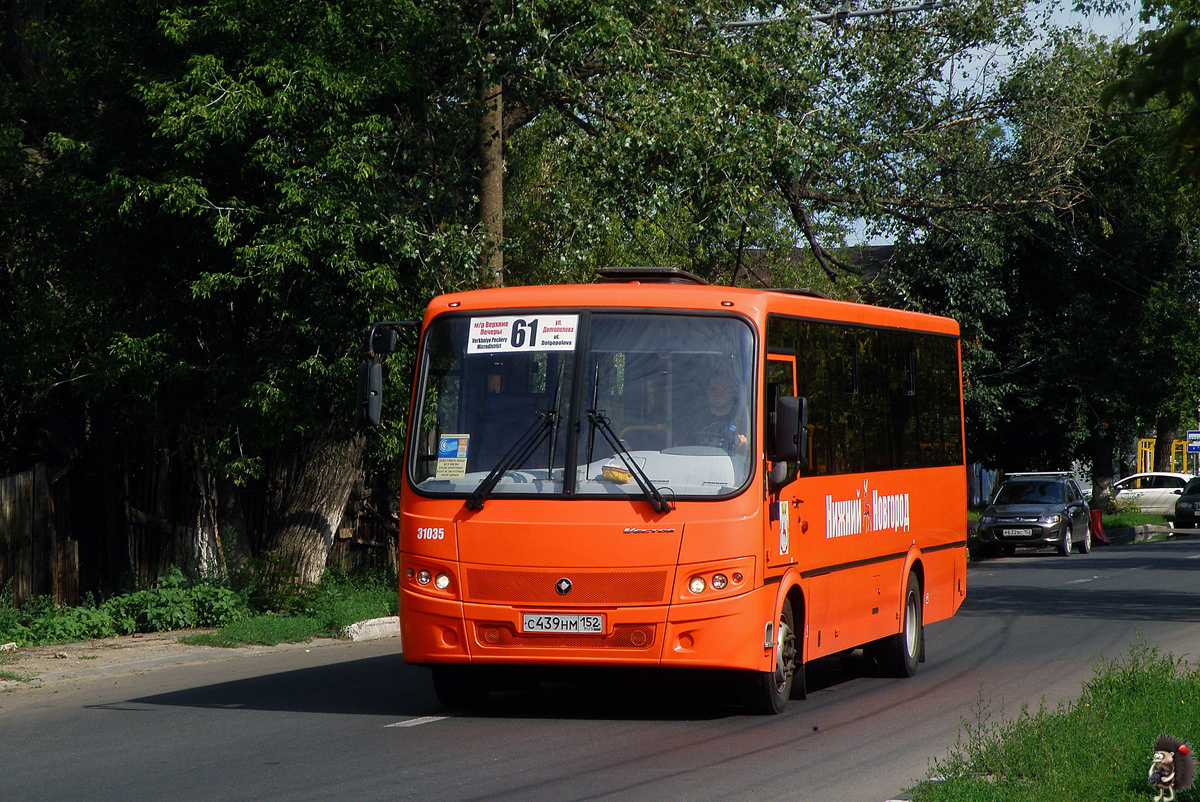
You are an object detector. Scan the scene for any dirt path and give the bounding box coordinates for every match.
[0,630,339,690]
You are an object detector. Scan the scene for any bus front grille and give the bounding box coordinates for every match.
[465,568,670,605]
[475,622,657,649]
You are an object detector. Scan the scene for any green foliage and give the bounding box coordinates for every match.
[0,571,248,647]
[0,562,393,648]
[911,643,1200,801]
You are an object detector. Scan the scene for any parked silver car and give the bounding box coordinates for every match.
[977,473,1091,556]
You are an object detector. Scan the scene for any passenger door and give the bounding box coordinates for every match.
[764,353,798,576]
[1151,475,1187,514]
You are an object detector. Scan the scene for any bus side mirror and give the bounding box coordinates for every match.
[773,395,808,463]
[368,326,399,355]
[357,361,383,427]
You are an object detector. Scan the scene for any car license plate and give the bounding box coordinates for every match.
[1002,528,1033,538]
[521,613,604,634]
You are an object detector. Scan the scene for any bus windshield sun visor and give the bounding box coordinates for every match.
[465,410,560,511]
[586,409,672,514]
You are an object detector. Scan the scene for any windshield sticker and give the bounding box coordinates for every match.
[825,481,910,539]
[435,434,470,479]
[466,315,579,354]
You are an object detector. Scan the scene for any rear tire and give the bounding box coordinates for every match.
[431,666,490,710]
[877,572,923,678]
[741,598,798,715]
[1077,520,1092,554]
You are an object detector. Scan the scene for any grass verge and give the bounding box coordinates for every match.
[1102,512,1169,529]
[177,569,399,648]
[907,643,1200,801]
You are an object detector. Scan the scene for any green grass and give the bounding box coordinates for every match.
[1102,512,1169,529]
[907,643,1200,801]
[177,569,398,648]
[179,613,325,647]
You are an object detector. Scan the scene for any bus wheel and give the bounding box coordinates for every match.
[741,598,798,715]
[878,572,923,678]
[431,666,490,710]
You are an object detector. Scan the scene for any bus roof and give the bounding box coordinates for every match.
[424,281,960,337]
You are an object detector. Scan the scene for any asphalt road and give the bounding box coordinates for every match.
[5,538,1200,802]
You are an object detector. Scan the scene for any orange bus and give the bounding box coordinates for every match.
[360,267,967,714]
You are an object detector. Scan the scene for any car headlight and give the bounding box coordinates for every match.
[979,515,996,525]
[1039,513,1062,524]
[1179,502,1193,511]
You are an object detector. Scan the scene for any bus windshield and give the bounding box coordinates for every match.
[409,312,755,501]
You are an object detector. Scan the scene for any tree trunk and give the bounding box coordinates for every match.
[265,430,366,585]
[1154,416,1176,473]
[1090,427,1116,509]
[479,72,504,288]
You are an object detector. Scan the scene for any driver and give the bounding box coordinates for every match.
[695,370,749,453]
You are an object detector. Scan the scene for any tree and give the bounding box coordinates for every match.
[2,0,485,583]
[885,30,1200,490]
[1104,0,1200,176]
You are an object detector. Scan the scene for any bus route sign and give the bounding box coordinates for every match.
[466,315,579,354]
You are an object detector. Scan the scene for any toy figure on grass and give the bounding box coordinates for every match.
[1150,734,1195,802]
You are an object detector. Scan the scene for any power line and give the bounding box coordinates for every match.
[723,1,950,30]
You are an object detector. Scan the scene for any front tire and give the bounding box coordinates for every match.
[741,598,799,715]
[1076,520,1092,554]
[1058,524,1072,556]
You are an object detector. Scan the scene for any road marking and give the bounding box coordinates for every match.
[1067,576,1101,584]
[1188,554,1200,560]
[386,716,450,728]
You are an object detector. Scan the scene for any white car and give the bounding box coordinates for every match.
[1110,472,1193,514]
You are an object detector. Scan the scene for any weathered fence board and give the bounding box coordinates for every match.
[0,465,78,607]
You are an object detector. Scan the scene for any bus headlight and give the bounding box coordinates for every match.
[711,574,728,590]
[416,570,432,585]
[689,576,706,594]
[434,573,451,590]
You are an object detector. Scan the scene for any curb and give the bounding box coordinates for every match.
[342,616,400,641]
[1103,524,1189,546]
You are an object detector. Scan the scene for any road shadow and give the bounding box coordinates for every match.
[958,584,1200,622]
[127,655,760,721]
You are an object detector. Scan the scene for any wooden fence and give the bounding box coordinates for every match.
[0,465,79,607]
[2,458,395,610]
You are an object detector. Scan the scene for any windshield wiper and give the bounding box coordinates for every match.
[587,409,672,514]
[465,410,559,511]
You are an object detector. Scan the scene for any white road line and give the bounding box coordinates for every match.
[386,716,450,728]
[1067,576,1101,584]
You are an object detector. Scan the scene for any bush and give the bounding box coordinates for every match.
[0,570,251,647]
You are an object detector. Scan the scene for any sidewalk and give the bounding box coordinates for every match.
[0,616,400,691]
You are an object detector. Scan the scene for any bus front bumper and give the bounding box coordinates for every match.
[401,585,776,673]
